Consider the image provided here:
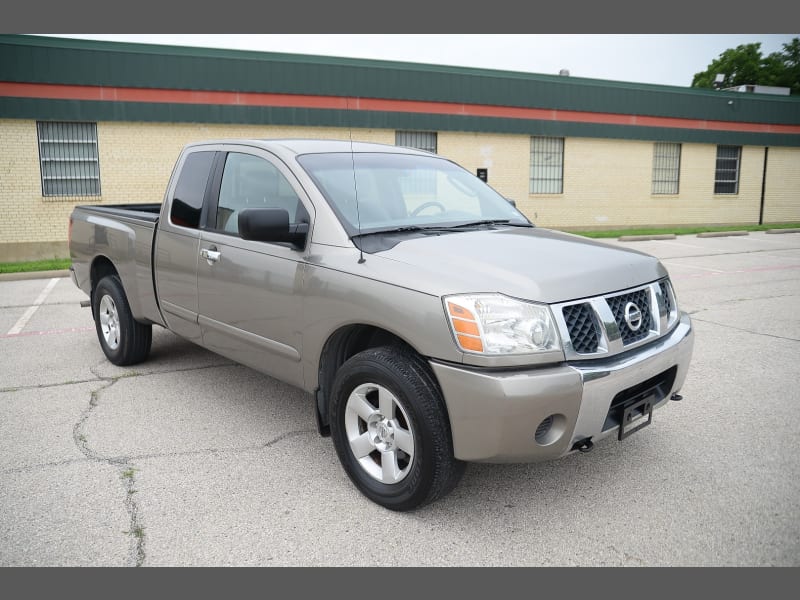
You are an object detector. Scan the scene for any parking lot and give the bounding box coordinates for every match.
[1,231,799,566]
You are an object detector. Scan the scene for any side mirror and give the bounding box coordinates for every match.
[505,197,517,208]
[238,208,308,249]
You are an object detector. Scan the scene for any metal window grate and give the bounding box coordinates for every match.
[396,131,437,196]
[652,142,681,194]
[395,131,437,154]
[37,122,101,197]
[714,145,741,195]
[530,136,563,194]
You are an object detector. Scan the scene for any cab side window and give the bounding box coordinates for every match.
[170,151,215,229]
[216,153,307,235]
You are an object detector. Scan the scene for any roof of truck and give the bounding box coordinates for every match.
[184,139,433,157]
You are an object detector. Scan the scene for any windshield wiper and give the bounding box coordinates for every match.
[352,225,453,238]
[449,219,532,229]
[352,220,532,238]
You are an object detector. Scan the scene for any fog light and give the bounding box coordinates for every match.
[535,415,554,444]
[535,413,567,446]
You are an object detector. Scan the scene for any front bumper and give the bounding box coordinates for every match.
[431,312,694,463]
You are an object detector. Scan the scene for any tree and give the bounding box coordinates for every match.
[691,38,800,94]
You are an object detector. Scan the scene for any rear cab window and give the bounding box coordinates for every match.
[170,151,216,229]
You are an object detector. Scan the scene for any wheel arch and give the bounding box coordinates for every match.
[314,324,446,435]
[89,255,120,318]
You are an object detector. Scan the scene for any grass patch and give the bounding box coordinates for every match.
[566,223,800,239]
[0,258,70,274]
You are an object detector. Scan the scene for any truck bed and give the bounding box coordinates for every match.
[70,203,164,327]
[74,203,162,223]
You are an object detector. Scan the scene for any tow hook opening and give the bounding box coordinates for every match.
[572,438,594,453]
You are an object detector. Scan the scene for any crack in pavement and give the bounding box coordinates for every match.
[70,377,146,566]
[61,359,308,567]
[691,317,800,343]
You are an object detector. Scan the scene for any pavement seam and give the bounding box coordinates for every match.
[691,317,800,343]
[0,457,93,476]
[686,293,800,315]
[100,429,317,464]
[0,301,87,310]
[0,378,102,394]
[0,362,238,393]
[655,247,800,260]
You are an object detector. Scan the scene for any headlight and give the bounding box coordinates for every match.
[444,294,560,355]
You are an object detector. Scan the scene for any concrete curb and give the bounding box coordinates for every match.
[696,231,749,238]
[765,228,800,234]
[618,234,677,241]
[0,269,70,282]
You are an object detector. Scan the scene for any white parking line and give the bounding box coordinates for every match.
[6,278,60,336]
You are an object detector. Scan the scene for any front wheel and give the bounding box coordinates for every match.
[92,275,152,366]
[329,346,465,511]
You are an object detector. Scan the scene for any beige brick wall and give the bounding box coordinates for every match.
[522,138,771,229]
[0,120,81,249]
[438,132,531,207]
[435,134,799,229]
[2,118,799,261]
[763,146,800,223]
[95,121,394,207]
[0,119,393,258]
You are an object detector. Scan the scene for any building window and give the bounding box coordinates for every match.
[714,145,741,194]
[652,142,681,195]
[395,131,437,154]
[37,122,101,197]
[396,131,437,195]
[530,136,564,194]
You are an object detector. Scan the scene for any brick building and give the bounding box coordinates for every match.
[1,34,799,261]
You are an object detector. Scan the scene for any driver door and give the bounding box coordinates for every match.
[196,149,313,388]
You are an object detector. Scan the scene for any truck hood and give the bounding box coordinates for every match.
[361,227,667,304]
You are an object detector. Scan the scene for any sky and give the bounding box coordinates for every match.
[40,34,799,88]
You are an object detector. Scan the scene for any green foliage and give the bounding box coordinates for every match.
[0,258,70,273]
[691,38,800,94]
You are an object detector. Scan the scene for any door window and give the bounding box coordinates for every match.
[216,153,306,235]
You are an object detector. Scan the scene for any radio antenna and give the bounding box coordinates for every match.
[347,96,366,264]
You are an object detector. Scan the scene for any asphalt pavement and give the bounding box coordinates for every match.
[1,231,799,566]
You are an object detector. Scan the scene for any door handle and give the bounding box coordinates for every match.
[200,247,221,264]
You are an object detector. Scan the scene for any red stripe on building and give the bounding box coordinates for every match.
[3,81,800,135]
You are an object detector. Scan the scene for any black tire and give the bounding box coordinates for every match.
[92,275,152,366]
[329,346,465,511]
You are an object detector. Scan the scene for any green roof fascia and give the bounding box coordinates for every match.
[3,96,799,147]
[2,34,799,126]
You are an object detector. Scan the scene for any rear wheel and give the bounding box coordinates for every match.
[93,275,152,366]
[329,346,465,511]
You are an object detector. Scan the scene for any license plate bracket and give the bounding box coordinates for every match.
[618,395,654,440]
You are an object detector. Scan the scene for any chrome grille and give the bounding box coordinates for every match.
[553,279,676,361]
[562,303,599,354]
[607,288,652,345]
[660,281,672,314]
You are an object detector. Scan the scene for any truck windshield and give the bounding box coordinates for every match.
[296,152,530,236]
